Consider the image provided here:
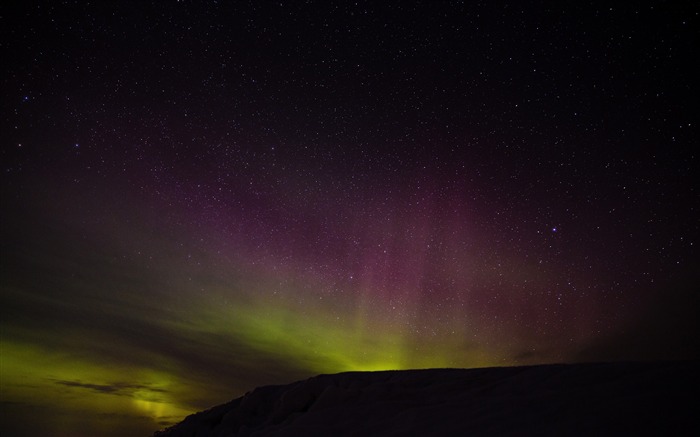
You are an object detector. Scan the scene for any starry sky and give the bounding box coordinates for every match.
[1,1,698,436]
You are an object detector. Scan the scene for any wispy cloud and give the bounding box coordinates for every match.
[52,379,169,397]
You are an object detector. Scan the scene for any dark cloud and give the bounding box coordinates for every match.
[52,380,169,396]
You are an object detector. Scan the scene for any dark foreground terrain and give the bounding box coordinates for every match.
[154,361,699,436]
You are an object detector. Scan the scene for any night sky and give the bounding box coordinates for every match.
[1,1,698,436]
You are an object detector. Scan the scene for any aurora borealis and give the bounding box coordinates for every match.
[1,1,698,436]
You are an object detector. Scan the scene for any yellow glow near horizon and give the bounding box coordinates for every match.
[0,339,192,432]
[179,284,500,375]
[0,277,504,436]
